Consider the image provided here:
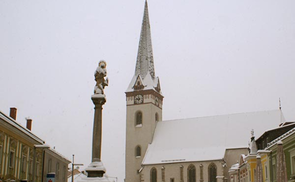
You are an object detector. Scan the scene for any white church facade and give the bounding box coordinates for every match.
[125,1,285,182]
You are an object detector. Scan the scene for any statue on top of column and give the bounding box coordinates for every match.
[94,60,109,95]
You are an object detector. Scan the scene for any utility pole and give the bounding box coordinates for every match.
[71,154,83,182]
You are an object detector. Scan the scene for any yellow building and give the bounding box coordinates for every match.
[0,108,70,182]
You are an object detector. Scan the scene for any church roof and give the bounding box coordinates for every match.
[142,110,285,165]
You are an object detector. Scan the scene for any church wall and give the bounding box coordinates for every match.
[223,148,249,181]
[141,160,225,182]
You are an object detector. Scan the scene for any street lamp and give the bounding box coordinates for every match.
[33,144,50,182]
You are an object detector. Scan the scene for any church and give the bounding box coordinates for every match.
[124,1,285,182]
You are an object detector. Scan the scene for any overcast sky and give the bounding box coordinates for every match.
[1,0,295,181]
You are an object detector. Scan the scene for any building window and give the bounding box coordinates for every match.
[265,165,268,179]
[272,157,276,182]
[48,159,52,173]
[290,150,295,175]
[56,162,60,180]
[63,165,66,182]
[29,159,33,175]
[208,163,217,182]
[9,150,15,168]
[188,164,196,182]
[22,155,27,172]
[136,146,141,157]
[170,178,174,182]
[151,167,157,182]
[0,145,2,168]
[155,113,159,122]
[136,111,143,126]
[36,162,40,182]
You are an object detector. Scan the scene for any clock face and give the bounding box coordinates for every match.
[134,95,143,104]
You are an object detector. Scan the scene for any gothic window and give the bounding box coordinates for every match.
[136,146,141,157]
[151,167,157,182]
[155,113,159,122]
[136,111,143,126]
[180,165,184,182]
[208,163,217,182]
[188,164,196,182]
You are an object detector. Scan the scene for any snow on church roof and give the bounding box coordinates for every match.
[142,110,284,165]
[126,73,160,93]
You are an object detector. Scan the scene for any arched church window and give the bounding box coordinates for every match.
[135,146,141,157]
[208,163,217,182]
[187,164,196,182]
[151,167,157,182]
[135,111,143,126]
[155,113,159,122]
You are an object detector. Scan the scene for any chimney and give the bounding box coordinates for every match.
[10,107,17,120]
[26,118,32,131]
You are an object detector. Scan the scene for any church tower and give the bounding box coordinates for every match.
[125,1,163,182]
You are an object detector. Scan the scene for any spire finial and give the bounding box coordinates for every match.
[135,0,155,79]
[279,98,282,110]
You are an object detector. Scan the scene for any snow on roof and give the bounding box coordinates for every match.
[0,111,44,144]
[126,73,160,93]
[256,121,295,141]
[142,110,284,165]
[266,126,295,149]
[229,163,240,171]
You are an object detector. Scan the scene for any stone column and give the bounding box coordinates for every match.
[91,95,106,162]
[85,94,107,177]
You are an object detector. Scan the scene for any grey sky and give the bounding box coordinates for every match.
[1,0,295,181]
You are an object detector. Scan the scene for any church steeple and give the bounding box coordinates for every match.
[125,2,163,182]
[135,0,155,79]
[127,0,161,94]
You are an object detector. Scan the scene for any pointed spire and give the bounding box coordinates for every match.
[135,0,155,79]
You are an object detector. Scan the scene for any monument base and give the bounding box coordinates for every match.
[77,161,111,182]
[85,161,106,177]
